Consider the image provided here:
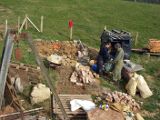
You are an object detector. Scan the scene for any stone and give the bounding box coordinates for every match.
[14,77,23,93]
[31,83,50,104]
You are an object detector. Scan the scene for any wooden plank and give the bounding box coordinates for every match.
[53,94,92,120]
[0,107,43,119]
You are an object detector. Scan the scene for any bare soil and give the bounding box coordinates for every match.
[55,65,101,94]
[35,40,102,95]
[0,105,16,115]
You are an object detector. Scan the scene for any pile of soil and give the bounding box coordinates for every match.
[35,40,80,59]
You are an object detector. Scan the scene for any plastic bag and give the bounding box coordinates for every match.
[70,99,96,112]
[104,62,113,72]
[137,75,153,98]
[125,77,138,96]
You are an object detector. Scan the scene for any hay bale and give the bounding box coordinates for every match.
[148,39,160,53]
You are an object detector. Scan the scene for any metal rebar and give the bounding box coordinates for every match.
[26,34,69,120]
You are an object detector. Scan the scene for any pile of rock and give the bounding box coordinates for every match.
[104,91,140,112]
[70,63,98,86]
[61,55,77,67]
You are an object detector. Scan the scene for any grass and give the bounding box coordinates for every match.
[0,0,160,119]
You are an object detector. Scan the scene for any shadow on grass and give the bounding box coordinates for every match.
[124,0,160,4]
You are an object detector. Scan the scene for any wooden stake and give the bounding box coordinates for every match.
[70,27,73,40]
[40,16,44,32]
[26,16,40,32]
[147,53,150,61]
[25,14,28,30]
[104,25,107,30]
[135,32,139,46]
[5,20,8,35]
[18,17,20,32]
[19,18,27,33]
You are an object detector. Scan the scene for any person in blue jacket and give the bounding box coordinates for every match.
[97,42,112,76]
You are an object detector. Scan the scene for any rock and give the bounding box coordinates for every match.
[70,63,96,85]
[31,83,50,104]
[14,77,23,93]
[11,77,15,85]
[47,54,62,65]
[105,91,140,112]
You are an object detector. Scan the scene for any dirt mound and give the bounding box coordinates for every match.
[35,40,80,59]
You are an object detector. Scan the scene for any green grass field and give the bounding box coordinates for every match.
[0,0,160,119]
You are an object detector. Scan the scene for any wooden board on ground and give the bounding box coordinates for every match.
[53,94,92,120]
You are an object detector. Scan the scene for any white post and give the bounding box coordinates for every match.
[135,32,139,46]
[40,16,44,32]
[104,25,107,30]
[18,17,20,32]
[5,20,8,35]
[19,18,27,33]
[25,14,28,30]
[70,27,73,40]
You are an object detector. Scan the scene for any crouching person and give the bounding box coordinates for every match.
[97,42,112,76]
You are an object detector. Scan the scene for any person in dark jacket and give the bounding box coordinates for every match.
[97,42,112,75]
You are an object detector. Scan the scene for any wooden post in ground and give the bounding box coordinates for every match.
[146,53,150,61]
[19,18,27,33]
[135,32,139,46]
[5,20,8,35]
[18,17,20,32]
[69,20,73,40]
[25,15,28,30]
[70,27,73,40]
[40,16,44,32]
[104,25,107,30]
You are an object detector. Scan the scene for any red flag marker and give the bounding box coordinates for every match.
[69,20,73,28]
[69,20,73,40]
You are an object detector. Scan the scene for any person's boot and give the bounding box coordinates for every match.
[99,70,103,77]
